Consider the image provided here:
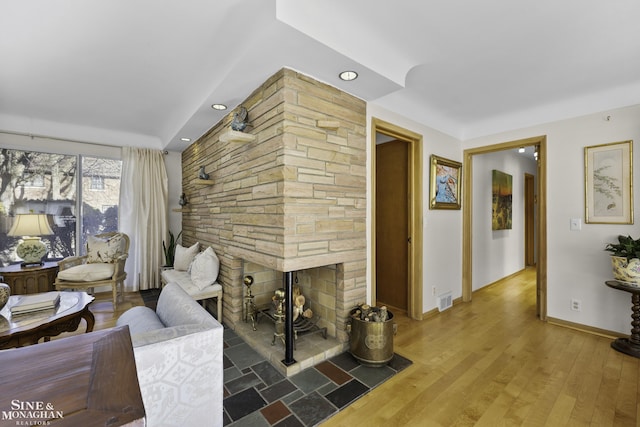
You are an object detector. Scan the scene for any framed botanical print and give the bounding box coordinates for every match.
[584,140,633,224]
[429,155,462,210]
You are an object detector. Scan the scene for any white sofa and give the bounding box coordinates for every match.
[161,244,223,322]
[116,283,223,427]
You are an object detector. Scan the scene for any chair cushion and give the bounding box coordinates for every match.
[57,263,115,281]
[174,242,199,271]
[161,269,222,300]
[86,233,125,263]
[190,247,220,290]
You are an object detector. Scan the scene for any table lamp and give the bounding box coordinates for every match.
[7,213,54,267]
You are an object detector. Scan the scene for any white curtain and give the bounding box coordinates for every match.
[120,147,168,291]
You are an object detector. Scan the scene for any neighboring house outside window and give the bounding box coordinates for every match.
[0,149,122,266]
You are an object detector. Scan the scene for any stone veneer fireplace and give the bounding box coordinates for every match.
[180,68,367,374]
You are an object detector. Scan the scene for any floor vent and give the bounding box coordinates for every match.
[437,292,453,312]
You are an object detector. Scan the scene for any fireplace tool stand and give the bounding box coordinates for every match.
[243,276,260,331]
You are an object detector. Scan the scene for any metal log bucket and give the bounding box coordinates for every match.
[347,310,396,367]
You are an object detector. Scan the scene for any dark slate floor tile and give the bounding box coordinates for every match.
[260,379,299,403]
[228,410,270,427]
[289,367,330,394]
[324,379,369,409]
[225,335,245,348]
[288,391,337,426]
[226,372,265,395]
[350,364,395,388]
[317,381,338,396]
[273,415,305,427]
[253,360,286,386]
[329,351,360,372]
[388,352,413,372]
[225,342,267,370]
[223,353,234,369]
[281,389,304,405]
[224,366,243,383]
[223,410,232,426]
[224,387,267,421]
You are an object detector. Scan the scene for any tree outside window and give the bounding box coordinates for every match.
[0,149,121,266]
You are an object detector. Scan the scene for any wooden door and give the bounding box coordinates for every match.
[376,139,409,311]
[524,173,535,266]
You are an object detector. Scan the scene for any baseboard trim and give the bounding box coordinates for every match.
[423,296,463,319]
[547,316,625,339]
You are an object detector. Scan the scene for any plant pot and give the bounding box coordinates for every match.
[611,256,640,286]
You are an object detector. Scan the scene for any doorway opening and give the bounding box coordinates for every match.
[371,118,423,320]
[462,136,547,320]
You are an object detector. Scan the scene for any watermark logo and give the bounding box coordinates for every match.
[1,400,64,425]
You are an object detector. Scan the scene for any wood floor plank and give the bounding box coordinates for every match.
[321,268,640,426]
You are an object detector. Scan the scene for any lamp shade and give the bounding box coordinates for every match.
[8,213,54,237]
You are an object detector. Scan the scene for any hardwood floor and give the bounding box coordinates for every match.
[52,290,145,341]
[322,268,640,427]
[81,270,639,426]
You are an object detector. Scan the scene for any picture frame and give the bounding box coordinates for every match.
[429,155,462,210]
[492,169,513,230]
[584,140,633,224]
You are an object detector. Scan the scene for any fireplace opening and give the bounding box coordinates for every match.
[230,261,349,376]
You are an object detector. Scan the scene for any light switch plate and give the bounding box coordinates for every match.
[570,218,582,231]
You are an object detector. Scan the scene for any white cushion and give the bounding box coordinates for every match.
[174,242,199,271]
[86,233,125,263]
[161,269,222,300]
[190,247,220,290]
[57,263,115,281]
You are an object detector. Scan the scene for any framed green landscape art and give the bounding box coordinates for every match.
[584,140,633,224]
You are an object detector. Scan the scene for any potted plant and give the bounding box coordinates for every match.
[162,230,182,268]
[605,235,640,285]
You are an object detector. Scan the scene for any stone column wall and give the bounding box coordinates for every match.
[181,68,366,341]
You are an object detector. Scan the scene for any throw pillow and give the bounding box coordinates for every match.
[190,246,220,290]
[86,233,125,263]
[174,242,199,271]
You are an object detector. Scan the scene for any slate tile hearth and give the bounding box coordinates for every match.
[139,289,412,426]
[223,328,412,426]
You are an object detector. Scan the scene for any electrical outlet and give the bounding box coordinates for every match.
[432,286,437,296]
[571,299,582,311]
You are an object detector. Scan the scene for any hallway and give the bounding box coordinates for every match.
[323,268,639,426]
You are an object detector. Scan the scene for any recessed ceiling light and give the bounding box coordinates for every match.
[180,137,191,142]
[211,104,227,110]
[518,147,525,153]
[339,71,358,81]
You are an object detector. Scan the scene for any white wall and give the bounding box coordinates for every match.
[367,104,463,314]
[472,150,537,290]
[465,104,640,334]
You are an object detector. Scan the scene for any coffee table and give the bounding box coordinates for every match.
[0,291,95,349]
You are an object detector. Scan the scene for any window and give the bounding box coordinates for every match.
[0,149,122,265]
[90,175,105,190]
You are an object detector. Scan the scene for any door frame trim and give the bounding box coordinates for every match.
[371,118,423,320]
[462,136,547,319]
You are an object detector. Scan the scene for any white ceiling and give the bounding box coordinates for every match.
[2,0,640,152]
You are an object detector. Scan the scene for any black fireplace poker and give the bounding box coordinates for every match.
[282,271,297,366]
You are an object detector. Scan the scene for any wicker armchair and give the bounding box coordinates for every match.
[54,232,129,310]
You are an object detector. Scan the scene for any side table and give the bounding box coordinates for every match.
[605,280,640,358]
[0,261,59,295]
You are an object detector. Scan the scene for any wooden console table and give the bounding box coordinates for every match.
[605,280,640,358]
[0,325,145,426]
[0,261,58,295]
